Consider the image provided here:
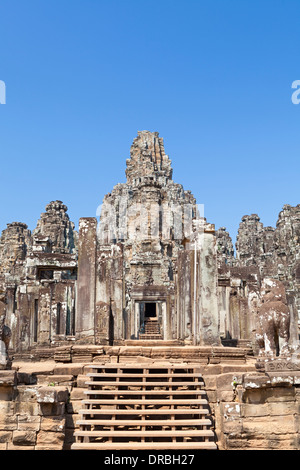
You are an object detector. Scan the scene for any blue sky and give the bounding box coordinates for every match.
[0,0,299,245]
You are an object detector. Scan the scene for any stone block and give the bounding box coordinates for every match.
[222,419,243,434]
[16,386,39,402]
[119,347,152,357]
[0,414,18,431]
[70,388,85,400]
[265,387,295,402]
[206,390,217,403]
[216,373,243,391]
[240,403,269,418]
[217,390,235,402]
[0,387,14,401]
[40,416,65,432]
[201,364,222,375]
[202,375,217,389]
[76,374,88,388]
[267,401,296,416]
[0,371,17,387]
[243,375,271,389]
[37,374,74,386]
[17,416,41,432]
[36,386,69,404]
[53,363,84,376]
[92,355,111,363]
[36,430,64,447]
[0,431,12,443]
[242,415,296,435]
[12,430,37,446]
[7,443,34,450]
[67,400,82,414]
[17,372,37,385]
[15,401,40,416]
[35,445,63,450]
[39,402,66,417]
[223,402,241,419]
[0,400,15,415]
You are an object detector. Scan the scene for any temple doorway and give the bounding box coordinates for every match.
[138,301,163,339]
[144,302,157,318]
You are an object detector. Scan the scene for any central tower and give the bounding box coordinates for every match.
[75,131,220,346]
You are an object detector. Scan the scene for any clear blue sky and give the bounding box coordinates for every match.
[0,0,299,245]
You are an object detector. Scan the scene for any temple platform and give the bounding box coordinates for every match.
[10,342,254,365]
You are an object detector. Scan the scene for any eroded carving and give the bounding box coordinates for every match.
[256,279,290,356]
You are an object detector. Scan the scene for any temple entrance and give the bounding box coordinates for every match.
[144,302,157,318]
[138,301,163,340]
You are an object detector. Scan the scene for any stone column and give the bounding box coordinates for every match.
[196,223,220,346]
[75,218,97,343]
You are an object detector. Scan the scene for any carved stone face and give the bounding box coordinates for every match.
[260,278,287,305]
[261,278,276,295]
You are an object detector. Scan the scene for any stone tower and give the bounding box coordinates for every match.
[76,131,220,346]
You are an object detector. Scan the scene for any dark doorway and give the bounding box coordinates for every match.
[144,302,156,318]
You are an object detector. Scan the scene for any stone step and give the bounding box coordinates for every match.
[71,442,217,450]
[82,398,208,405]
[78,408,210,416]
[86,364,201,370]
[123,340,183,346]
[84,389,207,396]
[72,363,216,451]
[74,429,215,438]
[76,419,212,427]
[84,381,204,387]
[139,335,163,340]
[87,373,203,378]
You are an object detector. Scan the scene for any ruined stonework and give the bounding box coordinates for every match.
[0,202,77,354]
[32,201,77,255]
[77,131,220,346]
[216,205,300,352]
[256,279,290,356]
[0,131,299,451]
[0,222,32,277]
[216,227,235,268]
[0,131,298,359]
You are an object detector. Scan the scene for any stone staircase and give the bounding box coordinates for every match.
[71,363,217,450]
[139,318,163,340]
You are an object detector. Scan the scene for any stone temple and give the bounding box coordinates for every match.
[0,131,300,450]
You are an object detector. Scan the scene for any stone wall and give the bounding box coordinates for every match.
[204,365,300,450]
[1,348,300,450]
[0,369,69,450]
[216,204,300,349]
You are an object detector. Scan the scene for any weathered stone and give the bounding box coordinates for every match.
[0,132,298,357]
[12,430,36,446]
[53,363,84,376]
[36,386,68,404]
[0,431,12,442]
[40,416,65,432]
[0,414,17,430]
[0,371,17,387]
[17,415,41,432]
[39,402,66,417]
[36,430,64,446]
[0,130,299,452]
[242,415,296,435]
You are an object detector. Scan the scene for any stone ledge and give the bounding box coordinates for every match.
[0,371,17,387]
[36,386,69,404]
